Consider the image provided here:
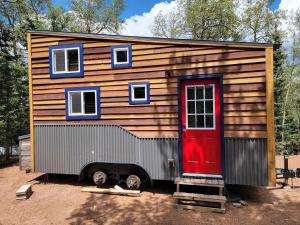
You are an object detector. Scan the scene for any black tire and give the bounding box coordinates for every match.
[126,174,141,190]
[93,171,107,186]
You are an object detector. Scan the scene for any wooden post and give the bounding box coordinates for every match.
[265,47,275,186]
[27,32,35,172]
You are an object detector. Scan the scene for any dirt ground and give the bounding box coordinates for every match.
[0,156,300,225]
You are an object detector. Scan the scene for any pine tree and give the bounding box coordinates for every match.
[271,28,287,154]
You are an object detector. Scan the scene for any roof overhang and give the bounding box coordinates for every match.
[28,30,273,49]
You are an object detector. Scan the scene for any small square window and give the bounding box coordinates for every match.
[49,44,83,78]
[111,45,132,68]
[128,82,150,105]
[116,49,128,63]
[65,87,100,120]
[133,86,146,100]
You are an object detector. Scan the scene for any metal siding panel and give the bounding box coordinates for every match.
[35,124,267,185]
[224,138,268,186]
[35,124,179,180]
[136,138,178,180]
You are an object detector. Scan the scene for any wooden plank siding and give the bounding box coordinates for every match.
[29,33,269,138]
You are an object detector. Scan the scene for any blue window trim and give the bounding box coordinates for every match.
[128,82,150,105]
[111,44,132,68]
[65,86,100,120]
[49,43,84,79]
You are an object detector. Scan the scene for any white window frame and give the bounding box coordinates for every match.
[131,84,147,101]
[68,90,97,116]
[52,47,80,74]
[113,47,129,65]
[185,84,216,130]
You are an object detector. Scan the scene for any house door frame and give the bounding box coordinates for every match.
[177,74,225,178]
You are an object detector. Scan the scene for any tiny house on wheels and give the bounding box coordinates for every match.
[27,30,275,190]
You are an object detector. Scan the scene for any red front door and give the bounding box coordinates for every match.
[181,78,222,175]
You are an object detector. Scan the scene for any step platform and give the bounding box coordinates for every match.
[174,192,226,213]
[174,177,226,213]
[175,177,224,187]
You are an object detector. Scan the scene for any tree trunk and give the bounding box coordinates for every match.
[281,67,294,145]
[12,38,18,64]
[5,144,10,161]
[254,31,257,42]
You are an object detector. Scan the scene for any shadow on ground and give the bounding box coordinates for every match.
[64,178,177,225]
[32,174,300,225]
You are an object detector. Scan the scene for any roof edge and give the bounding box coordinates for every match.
[28,30,272,48]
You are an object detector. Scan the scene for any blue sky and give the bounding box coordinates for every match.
[269,0,281,11]
[53,0,173,18]
[121,0,172,18]
[122,0,281,16]
[53,0,281,19]
[52,0,288,37]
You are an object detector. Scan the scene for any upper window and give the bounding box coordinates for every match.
[129,82,150,105]
[111,45,132,68]
[65,86,100,120]
[186,84,215,129]
[49,44,84,78]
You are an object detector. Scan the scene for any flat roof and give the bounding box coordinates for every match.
[28,30,272,49]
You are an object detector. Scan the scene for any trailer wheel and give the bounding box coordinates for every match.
[93,171,107,186]
[126,174,141,190]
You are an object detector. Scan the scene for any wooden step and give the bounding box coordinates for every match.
[175,177,224,187]
[173,192,226,203]
[174,192,226,213]
[16,184,32,200]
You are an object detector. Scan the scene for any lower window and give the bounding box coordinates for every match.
[128,82,150,104]
[65,86,100,120]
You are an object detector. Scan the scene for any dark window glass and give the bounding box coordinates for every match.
[196,115,204,128]
[116,49,128,63]
[133,86,146,99]
[206,115,214,128]
[196,101,204,114]
[205,86,213,99]
[54,50,65,72]
[70,92,81,114]
[187,87,195,100]
[188,115,196,128]
[84,92,96,114]
[67,49,79,71]
[187,101,195,114]
[205,100,213,113]
[196,86,204,99]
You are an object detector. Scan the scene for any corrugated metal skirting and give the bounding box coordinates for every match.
[35,124,268,185]
[35,124,178,180]
[224,138,268,186]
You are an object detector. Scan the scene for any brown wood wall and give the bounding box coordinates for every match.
[29,34,268,138]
